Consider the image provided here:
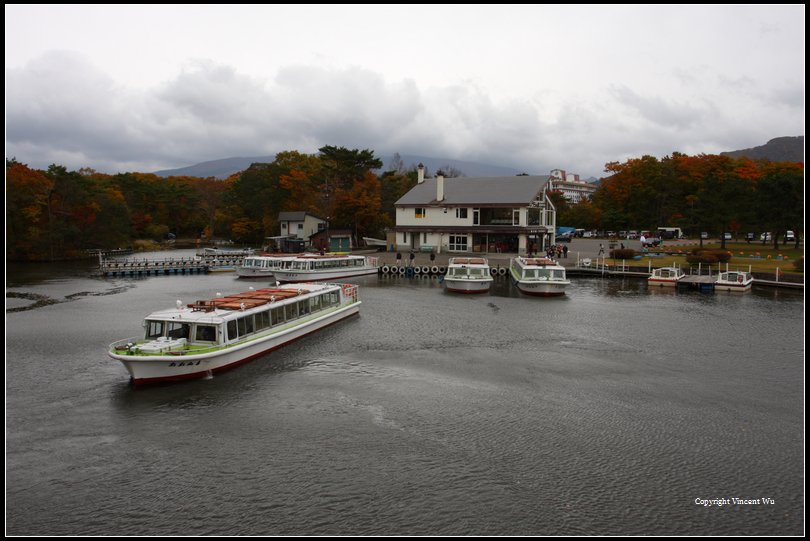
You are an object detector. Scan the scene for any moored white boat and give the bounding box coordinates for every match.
[273,254,379,282]
[236,254,299,279]
[714,270,754,292]
[108,283,360,385]
[648,266,685,287]
[510,256,569,296]
[443,257,493,293]
[362,237,387,247]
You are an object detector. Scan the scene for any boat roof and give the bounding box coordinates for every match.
[295,253,365,259]
[449,257,489,266]
[516,257,562,267]
[146,284,339,322]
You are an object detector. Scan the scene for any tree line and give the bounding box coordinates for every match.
[552,153,803,249]
[6,148,803,260]
[6,146,418,260]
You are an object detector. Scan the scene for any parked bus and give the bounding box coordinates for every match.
[657,227,684,240]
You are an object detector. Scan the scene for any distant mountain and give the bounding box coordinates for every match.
[154,153,529,179]
[721,136,804,162]
[154,155,275,178]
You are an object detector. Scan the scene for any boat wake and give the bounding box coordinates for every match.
[6,283,135,313]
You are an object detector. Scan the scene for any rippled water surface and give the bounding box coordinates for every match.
[6,254,804,535]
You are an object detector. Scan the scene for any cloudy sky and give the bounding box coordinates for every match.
[5,5,805,177]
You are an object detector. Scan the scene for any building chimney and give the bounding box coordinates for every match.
[417,163,425,184]
[436,174,445,202]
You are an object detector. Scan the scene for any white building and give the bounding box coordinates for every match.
[392,166,556,254]
[549,169,596,204]
[278,211,326,241]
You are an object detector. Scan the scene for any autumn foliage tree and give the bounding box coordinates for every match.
[584,153,802,247]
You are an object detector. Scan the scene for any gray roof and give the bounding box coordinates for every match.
[395,176,550,206]
[278,211,324,221]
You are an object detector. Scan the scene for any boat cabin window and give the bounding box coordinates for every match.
[257,310,271,330]
[195,324,217,342]
[271,306,285,325]
[299,299,311,316]
[285,303,299,320]
[322,291,339,307]
[145,320,164,339]
[310,295,322,312]
[227,320,237,341]
[167,322,190,340]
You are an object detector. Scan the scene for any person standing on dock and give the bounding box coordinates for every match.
[598,243,605,257]
[408,250,415,268]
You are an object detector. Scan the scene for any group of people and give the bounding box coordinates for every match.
[534,244,568,260]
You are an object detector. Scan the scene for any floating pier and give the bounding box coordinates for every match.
[99,258,210,277]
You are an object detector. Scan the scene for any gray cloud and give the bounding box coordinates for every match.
[5,51,805,179]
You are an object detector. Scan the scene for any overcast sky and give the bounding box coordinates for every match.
[5,5,805,178]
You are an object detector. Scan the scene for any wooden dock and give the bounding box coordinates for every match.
[677,275,716,292]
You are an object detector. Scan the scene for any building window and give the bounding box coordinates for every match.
[402,232,407,243]
[297,223,303,230]
[415,208,426,218]
[423,232,428,243]
[449,235,468,252]
[281,223,287,230]
[456,208,468,219]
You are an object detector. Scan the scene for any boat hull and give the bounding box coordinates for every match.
[647,278,680,287]
[109,303,360,385]
[444,278,493,294]
[714,281,753,292]
[514,281,568,296]
[274,267,378,283]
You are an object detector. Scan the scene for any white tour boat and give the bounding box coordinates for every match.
[714,270,754,292]
[510,256,570,296]
[272,254,379,283]
[443,257,493,293]
[648,266,685,287]
[236,254,299,279]
[108,283,360,385]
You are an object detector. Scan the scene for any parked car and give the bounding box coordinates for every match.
[723,232,732,240]
[641,236,662,247]
[786,230,795,242]
[745,232,755,242]
[700,232,709,239]
[760,232,772,241]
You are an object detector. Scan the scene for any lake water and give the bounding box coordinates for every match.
[5,252,805,535]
